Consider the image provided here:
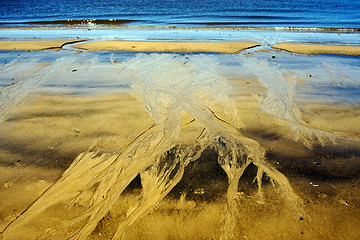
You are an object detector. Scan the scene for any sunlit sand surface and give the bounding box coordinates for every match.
[1,92,359,240]
[272,43,360,56]
[0,40,86,51]
[74,41,260,54]
[0,48,359,240]
[3,40,360,55]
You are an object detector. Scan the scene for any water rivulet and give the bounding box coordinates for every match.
[2,53,358,239]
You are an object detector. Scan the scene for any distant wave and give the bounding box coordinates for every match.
[0,19,138,26]
[0,19,359,32]
[179,21,316,26]
[174,24,360,32]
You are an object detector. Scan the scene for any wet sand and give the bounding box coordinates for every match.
[0,41,359,239]
[0,89,359,239]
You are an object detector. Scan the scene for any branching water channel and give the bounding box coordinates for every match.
[1,52,359,239]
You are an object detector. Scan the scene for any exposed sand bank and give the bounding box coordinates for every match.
[2,40,360,56]
[0,40,260,53]
[272,42,360,55]
[73,40,261,53]
[0,40,85,51]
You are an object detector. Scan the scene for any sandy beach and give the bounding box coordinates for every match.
[272,42,360,56]
[0,40,260,54]
[0,40,85,51]
[2,40,360,55]
[0,38,360,240]
[73,40,261,54]
[0,90,359,240]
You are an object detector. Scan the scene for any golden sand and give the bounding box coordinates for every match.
[0,41,360,239]
[0,88,359,239]
[272,42,360,56]
[0,40,86,51]
[2,40,360,56]
[0,40,260,53]
[73,40,261,53]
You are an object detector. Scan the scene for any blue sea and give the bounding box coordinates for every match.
[0,0,359,30]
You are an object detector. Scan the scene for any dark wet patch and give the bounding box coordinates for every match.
[274,156,360,180]
[267,143,360,180]
[0,136,82,170]
[170,147,228,201]
[5,108,107,122]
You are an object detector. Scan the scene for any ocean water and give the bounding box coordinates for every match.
[0,0,359,30]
